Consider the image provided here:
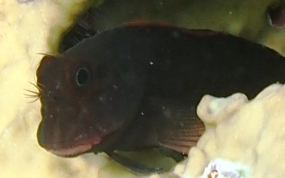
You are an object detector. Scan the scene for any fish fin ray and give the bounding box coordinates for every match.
[105,151,163,173]
[150,97,205,154]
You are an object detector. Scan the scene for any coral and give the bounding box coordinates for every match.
[183,84,285,178]
[201,158,251,178]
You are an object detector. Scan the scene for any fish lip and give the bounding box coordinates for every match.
[47,143,94,157]
[37,121,103,157]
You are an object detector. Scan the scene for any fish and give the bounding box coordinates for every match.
[36,21,285,173]
[59,8,97,52]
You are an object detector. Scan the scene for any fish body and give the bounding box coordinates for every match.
[59,9,97,52]
[37,22,285,161]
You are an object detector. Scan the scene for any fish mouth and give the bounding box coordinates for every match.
[37,119,104,157]
[47,143,93,157]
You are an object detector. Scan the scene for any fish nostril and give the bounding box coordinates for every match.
[41,91,57,102]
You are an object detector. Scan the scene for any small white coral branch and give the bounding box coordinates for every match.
[201,158,251,178]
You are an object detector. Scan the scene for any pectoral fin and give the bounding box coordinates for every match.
[154,147,186,162]
[157,118,204,154]
[151,98,205,154]
[105,151,163,174]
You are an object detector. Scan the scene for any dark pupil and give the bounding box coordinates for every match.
[76,68,89,86]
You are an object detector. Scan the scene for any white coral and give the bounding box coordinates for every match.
[182,84,285,178]
[201,158,251,178]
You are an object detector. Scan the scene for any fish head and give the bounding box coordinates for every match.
[36,36,146,156]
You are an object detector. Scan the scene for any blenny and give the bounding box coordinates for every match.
[36,21,285,173]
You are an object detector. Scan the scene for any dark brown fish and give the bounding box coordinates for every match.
[59,8,97,52]
[36,22,285,173]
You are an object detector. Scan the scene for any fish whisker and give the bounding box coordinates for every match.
[37,53,53,57]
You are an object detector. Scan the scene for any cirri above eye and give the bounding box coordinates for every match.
[75,67,90,87]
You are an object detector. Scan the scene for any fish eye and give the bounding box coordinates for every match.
[75,67,90,87]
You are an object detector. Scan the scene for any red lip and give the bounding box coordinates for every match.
[48,143,93,157]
